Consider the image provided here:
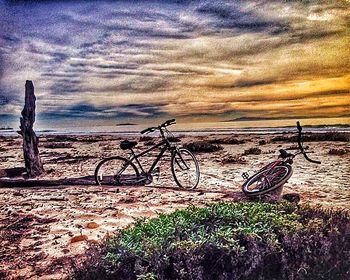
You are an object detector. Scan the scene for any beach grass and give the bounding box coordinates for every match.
[72,202,350,280]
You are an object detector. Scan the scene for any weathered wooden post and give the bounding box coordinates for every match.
[19,80,44,177]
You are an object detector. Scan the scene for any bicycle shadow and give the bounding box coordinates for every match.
[147,184,247,200]
[0,167,246,200]
[0,170,291,203]
[1,169,263,203]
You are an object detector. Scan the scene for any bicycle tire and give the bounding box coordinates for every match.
[95,156,139,186]
[242,163,293,196]
[171,148,200,189]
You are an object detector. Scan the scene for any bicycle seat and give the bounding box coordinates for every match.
[279,149,293,159]
[120,140,137,150]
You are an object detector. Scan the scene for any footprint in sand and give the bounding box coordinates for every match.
[86,222,99,229]
[70,235,88,243]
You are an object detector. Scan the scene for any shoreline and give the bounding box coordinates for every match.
[1,125,350,137]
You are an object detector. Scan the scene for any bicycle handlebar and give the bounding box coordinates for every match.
[162,119,176,127]
[296,121,321,164]
[140,127,157,134]
[140,119,176,134]
[297,121,302,132]
[303,152,321,164]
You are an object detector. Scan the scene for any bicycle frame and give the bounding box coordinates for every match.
[126,139,176,175]
[242,121,320,196]
[259,160,286,188]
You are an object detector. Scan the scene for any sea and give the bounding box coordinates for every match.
[1,117,350,137]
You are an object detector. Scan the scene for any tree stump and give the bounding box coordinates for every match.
[19,80,44,177]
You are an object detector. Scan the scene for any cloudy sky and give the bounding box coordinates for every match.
[0,0,349,128]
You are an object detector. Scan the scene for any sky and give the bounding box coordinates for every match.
[0,0,349,128]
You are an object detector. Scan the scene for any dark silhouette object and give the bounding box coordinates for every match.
[282,193,301,204]
[0,176,95,188]
[242,121,321,197]
[18,80,44,177]
[95,119,200,189]
[0,167,26,178]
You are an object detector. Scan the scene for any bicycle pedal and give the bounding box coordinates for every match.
[242,172,249,180]
[151,167,160,176]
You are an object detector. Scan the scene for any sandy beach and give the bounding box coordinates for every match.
[0,132,349,279]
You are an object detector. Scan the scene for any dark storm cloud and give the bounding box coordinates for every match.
[209,78,278,89]
[98,79,171,94]
[1,34,21,45]
[91,64,139,71]
[0,55,4,83]
[49,79,82,94]
[39,102,166,120]
[0,88,20,104]
[121,104,166,117]
[196,1,288,33]
[0,94,10,106]
[235,79,276,88]
[41,72,80,78]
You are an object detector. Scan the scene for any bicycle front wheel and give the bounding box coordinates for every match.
[242,163,292,196]
[171,148,200,189]
[95,156,139,186]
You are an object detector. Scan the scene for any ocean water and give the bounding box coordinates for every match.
[1,117,349,136]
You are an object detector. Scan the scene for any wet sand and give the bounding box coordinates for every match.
[0,133,349,279]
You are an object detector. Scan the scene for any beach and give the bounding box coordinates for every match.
[0,130,349,279]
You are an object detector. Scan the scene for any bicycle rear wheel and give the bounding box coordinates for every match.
[171,148,200,189]
[242,163,292,196]
[95,156,139,186]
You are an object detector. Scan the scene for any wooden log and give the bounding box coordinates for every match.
[0,176,148,188]
[19,80,44,177]
[0,176,96,188]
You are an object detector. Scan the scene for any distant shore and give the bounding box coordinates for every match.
[1,124,350,137]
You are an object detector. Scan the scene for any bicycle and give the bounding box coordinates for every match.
[242,121,321,196]
[95,119,200,189]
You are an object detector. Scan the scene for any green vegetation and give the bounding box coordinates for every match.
[72,202,350,280]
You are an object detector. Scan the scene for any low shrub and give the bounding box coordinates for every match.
[210,137,245,145]
[168,137,181,143]
[43,142,73,149]
[183,142,223,153]
[141,137,179,144]
[47,135,103,143]
[328,148,349,155]
[258,140,266,145]
[144,141,156,146]
[243,147,261,155]
[71,202,350,280]
[46,155,94,164]
[272,132,350,142]
[221,155,247,164]
[140,136,153,142]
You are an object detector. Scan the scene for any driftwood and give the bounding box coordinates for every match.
[19,81,44,177]
[0,176,96,188]
[0,176,152,188]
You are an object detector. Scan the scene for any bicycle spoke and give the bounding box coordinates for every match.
[95,157,139,186]
[172,149,199,189]
[245,165,290,193]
